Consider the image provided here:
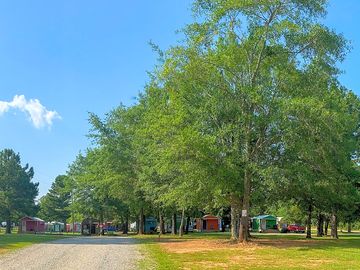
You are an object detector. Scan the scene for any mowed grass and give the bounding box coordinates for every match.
[135,232,360,270]
[0,233,67,254]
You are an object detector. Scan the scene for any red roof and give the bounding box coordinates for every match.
[20,216,45,222]
[203,215,219,220]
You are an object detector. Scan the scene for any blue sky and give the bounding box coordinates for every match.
[0,0,359,197]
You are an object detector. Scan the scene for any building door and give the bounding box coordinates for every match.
[202,220,207,230]
[260,219,267,231]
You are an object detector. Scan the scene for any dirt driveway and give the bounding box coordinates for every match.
[0,236,141,270]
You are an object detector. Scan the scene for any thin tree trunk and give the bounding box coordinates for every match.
[230,195,240,241]
[171,213,177,235]
[100,211,104,235]
[90,219,93,235]
[320,214,324,236]
[159,212,165,235]
[179,208,185,237]
[138,208,145,235]
[347,222,352,233]
[317,212,324,237]
[324,217,329,236]
[123,216,129,234]
[185,216,190,234]
[330,211,338,239]
[6,218,11,234]
[306,204,312,239]
[240,168,251,242]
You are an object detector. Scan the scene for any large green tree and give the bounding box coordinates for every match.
[38,175,71,226]
[0,149,39,233]
[278,82,360,238]
[151,0,350,242]
[60,0,359,244]
[87,106,150,234]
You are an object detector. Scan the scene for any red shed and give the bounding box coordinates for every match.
[196,215,221,232]
[19,217,45,233]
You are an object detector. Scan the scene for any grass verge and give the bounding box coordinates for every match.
[0,233,67,254]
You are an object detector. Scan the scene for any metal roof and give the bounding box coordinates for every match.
[251,215,277,220]
[21,216,45,222]
[202,215,219,220]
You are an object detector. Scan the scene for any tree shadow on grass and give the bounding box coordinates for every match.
[254,234,360,250]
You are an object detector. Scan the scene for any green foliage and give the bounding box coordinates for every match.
[54,0,360,240]
[66,150,129,223]
[0,149,39,233]
[38,175,71,223]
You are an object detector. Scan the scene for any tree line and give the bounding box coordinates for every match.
[3,0,360,242]
[39,0,360,242]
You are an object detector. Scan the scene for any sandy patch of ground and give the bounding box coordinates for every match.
[160,238,318,254]
[160,239,263,254]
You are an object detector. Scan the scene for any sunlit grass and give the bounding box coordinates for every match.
[0,233,67,254]
[137,232,360,270]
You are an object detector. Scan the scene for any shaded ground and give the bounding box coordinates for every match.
[0,236,141,270]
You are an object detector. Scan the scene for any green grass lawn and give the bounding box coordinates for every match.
[135,232,360,270]
[0,233,67,254]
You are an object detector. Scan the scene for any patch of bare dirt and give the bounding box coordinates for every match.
[161,239,264,254]
[161,237,320,254]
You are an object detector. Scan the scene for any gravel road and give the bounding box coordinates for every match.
[0,236,142,270]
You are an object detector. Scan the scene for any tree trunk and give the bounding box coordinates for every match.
[330,211,338,239]
[179,208,185,237]
[159,212,165,235]
[347,222,352,233]
[6,218,11,234]
[123,216,129,234]
[240,169,251,242]
[230,195,241,241]
[185,216,190,234]
[306,204,312,239]
[63,219,67,233]
[324,217,329,236]
[171,213,177,235]
[90,219,93,235]
[316,212,324,237]
[138,208,145,235]
[100,211,104,235]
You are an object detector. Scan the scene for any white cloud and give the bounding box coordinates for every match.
[0,95,61,128]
